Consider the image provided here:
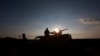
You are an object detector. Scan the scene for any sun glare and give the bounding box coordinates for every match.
[54,28,59,33]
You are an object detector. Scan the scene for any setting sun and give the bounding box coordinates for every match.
[54,28,59,33]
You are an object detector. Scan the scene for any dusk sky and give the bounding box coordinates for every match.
[0,0,100,39]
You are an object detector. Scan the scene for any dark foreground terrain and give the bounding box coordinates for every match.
[0,37,100,56]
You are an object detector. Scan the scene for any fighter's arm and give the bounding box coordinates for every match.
[50,31,55,34]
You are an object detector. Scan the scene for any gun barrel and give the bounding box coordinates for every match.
[61,29,68,31]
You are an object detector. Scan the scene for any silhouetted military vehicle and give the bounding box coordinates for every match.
[34,33,72,51]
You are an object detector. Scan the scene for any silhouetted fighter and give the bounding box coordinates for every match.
[44,28,50,36]
[22,33,27,40]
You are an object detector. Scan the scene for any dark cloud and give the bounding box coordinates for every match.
[80,18,100,24]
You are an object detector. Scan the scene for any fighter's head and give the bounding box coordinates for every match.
[46,28,48,30]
